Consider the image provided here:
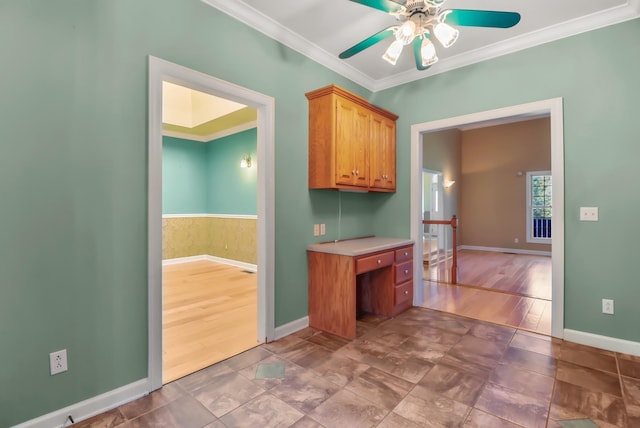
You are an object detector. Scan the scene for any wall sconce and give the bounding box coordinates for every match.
[240,155,252,168]
[444,180,456,189]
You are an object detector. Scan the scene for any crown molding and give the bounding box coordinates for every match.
[163,120,257,142]
[200,0,378,91]
[202,0,640,92]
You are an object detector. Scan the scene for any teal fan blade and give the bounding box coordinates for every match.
[413,37,431,71]
[444,10,521,28]
[348,0,404,14]
[339,27,395,59]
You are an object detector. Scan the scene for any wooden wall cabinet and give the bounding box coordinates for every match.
[306,84,398,192]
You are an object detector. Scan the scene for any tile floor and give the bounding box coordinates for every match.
[76,308,639,427]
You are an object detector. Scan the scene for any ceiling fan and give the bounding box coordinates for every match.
[339,0,521,70]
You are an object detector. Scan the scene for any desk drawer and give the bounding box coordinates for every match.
[395,260,413,284]
[395,246,413,262]
[356,251,394,274]
[394,281,413,305]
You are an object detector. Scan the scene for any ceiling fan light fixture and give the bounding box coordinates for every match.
[420,37,438,66]
[433,21,459,47]
[382,40,403,65]
[395,20,417,45]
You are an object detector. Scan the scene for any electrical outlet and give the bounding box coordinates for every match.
[602,299,614,315]
[580,207,599,221]
[50,349,68,375]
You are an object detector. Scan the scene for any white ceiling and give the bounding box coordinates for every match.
[202,0,639,91]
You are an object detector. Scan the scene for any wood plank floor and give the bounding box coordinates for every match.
[422,250,552,335]
[425,249,552,300]
[163,260,259,383]
[420,281,552,335]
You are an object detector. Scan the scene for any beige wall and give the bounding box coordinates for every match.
[163,216,257,264]
[423,128,462,222]
[460,118,551,251]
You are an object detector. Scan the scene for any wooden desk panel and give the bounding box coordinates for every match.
[308,242,414,339]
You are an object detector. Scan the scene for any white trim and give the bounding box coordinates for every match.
[162,213,258,219]
[205,255,257,272]
[161,255,208,265]
[200,0,374,90]
[201,0,640,92]
[411,97,564,338]
[564,329,640,357]
[274,316,309,340]
[16,380,148,428]
[162,255,257,271]
[148,56,276,391]
[459,245,551,257]
[203,120,258,142]
[162,120,258,143]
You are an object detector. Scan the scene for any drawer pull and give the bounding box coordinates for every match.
[404,269,409,275]
[377,259,381,264]
[404,290,409,295]
[404,251,408,256]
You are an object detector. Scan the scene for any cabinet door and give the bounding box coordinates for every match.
[336,97,369,187]
[369,114,396,190]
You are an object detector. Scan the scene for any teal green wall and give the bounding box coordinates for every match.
[162,136,208,214]
[372,19,640,343]
[206,128,257,215]
[162,130,258,215]
[0,1,373,425]
[1,0,639,424]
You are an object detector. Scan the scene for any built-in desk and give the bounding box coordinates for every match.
[307,237,414,339]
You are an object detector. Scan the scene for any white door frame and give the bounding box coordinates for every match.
[410,98,565,338]
[147,56,275,390]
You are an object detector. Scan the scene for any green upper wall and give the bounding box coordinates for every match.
[162,130,258,215]
[1,0,639,425]
[163,136,208,214]
[371,18,640,339]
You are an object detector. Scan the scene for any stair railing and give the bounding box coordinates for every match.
[422,215,458,284]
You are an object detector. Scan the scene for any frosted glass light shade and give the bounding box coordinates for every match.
[382,40,404,65]
[395,20,416,45]
[434,22,459,47]
[420,38,438,66]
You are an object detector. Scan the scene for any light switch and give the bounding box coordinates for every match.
[580,207,599,221]
[313,224,320,236]
[320,224,326,235]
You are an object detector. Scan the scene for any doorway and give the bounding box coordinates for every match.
[410,98,565,338]
[147,57,275,390]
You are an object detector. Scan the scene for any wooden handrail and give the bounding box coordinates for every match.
[422,215,457,284]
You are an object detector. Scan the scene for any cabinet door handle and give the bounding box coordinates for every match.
[404,269,409,275]
[352,169,356,176]
[377,259,381,264]
[404,290,409,295]
[355,170,359,176]
[404,251,408,256]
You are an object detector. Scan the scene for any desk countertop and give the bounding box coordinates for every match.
[307,237,413,257]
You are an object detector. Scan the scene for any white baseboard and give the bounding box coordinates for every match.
[564,329,640,356]
[460,245,551,257]
[162,255,257,272]
[274,316,309,340]
[16,379,149,428]
[162,255,208,265]
[205,255,257,272]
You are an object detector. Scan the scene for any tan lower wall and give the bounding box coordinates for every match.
[162,216,257,264]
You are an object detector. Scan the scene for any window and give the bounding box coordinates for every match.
[526,171,552,243]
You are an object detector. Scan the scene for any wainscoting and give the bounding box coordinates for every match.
[162,214,256,263]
